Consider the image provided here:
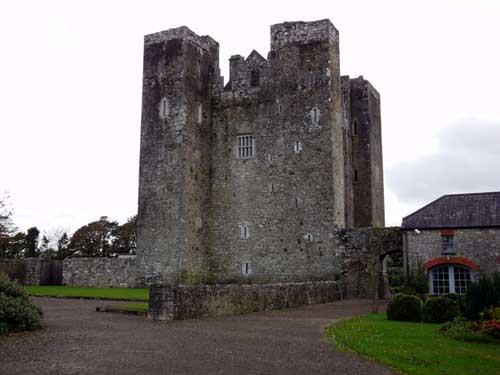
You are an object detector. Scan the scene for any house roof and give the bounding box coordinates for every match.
[401,191,500,229]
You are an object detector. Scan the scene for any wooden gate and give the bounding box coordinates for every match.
[40,259,63,285]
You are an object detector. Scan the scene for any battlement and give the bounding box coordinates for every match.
[270,19,338,50]
[144,25,218,51]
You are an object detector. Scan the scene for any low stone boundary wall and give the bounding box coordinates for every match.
[0,258,42,285]
[0,259,25,283]
[149,280,343,320]
[62,258,139,288]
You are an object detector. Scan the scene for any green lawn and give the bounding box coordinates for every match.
[325,313,500,375]
[105,302,149,312]
[25,286,149,301]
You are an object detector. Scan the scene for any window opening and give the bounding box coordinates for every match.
[159,97,168,119]
[354,169,358,182]
[441,233,455,254]
[311,107,320,125]
[293,141,302,153]
[353,120,357,135]
[239,224,250,239]
[250,70,260,87]
[429,264,472,295]
[197,104,203,125]
[237,135,255,159]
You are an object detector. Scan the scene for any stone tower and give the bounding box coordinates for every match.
[136,20,385,285]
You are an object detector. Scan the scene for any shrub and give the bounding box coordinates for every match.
[423,296,459,323]
[481,306,500,321]
[443,293,466,314]
[0,272,27,299]
[464,275,500,320]
[387,294,423,322]
[0,273,43,335]
[440,318,498,344]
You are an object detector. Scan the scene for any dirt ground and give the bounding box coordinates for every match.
[0,297,394,375]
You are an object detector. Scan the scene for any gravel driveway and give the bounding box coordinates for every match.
[0,297,394,375]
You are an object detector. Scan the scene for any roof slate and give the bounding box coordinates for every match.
[401,192,500,229]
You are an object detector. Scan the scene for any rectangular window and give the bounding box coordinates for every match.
[237,135,255,159]
[441,230,455,254]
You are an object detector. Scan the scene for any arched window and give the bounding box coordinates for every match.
[159,97,169,119]
[429,264,472,295]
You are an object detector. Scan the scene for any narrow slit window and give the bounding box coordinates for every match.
[293,141,302,153]
[354,169,358,182]
[237,135,255,159]
[311,107,320,125]
[243,262,251,275]
[239,224,250,239]
[197,104,203,125]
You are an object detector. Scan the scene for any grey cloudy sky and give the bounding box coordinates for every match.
[1,0,499,233]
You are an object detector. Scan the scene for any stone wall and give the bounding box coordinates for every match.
[405,228,500,275]
[0,259,25,283]
[149,280,343,320]
[336,227,402,298]
[62,258,140,288]
[24,258,42,285]
[0,258,42,285]
[136,19,385,286]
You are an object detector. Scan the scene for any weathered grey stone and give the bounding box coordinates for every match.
[62,258,139,288]
[405,228,500,275]
[148,280,343,320]
[136,19,385,286]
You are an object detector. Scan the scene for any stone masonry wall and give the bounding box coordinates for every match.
[149,280,343,320]
[23,258,42,285]
[62,258,140,288]
[406,228,500,275]
[0,259,25,283]
[136,19,385,286]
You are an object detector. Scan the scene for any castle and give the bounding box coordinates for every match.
[136,19,385,285]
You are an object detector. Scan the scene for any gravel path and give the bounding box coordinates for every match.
[0,297,394,375]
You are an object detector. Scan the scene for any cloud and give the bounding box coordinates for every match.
[387,118,500,206]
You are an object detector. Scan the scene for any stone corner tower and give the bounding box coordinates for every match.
[136,26,219,284]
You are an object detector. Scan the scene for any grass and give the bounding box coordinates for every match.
[25,286,149,301]
[325,313,500,375]
[105,302,149,312]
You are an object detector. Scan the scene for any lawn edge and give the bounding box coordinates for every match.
[30,294,148,302]
[324,315,406,375]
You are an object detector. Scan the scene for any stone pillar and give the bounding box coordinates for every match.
[148,284,175,321]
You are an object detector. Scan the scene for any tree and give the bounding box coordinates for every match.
[47,228,70,259]
[0,232,25,258]
[24,227,40,258]
[39,235,56,258]
[69,216,118,257]
[111,215,137,255]
[0,192,16,238]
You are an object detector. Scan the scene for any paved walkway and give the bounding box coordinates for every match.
[0,298,394,375]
